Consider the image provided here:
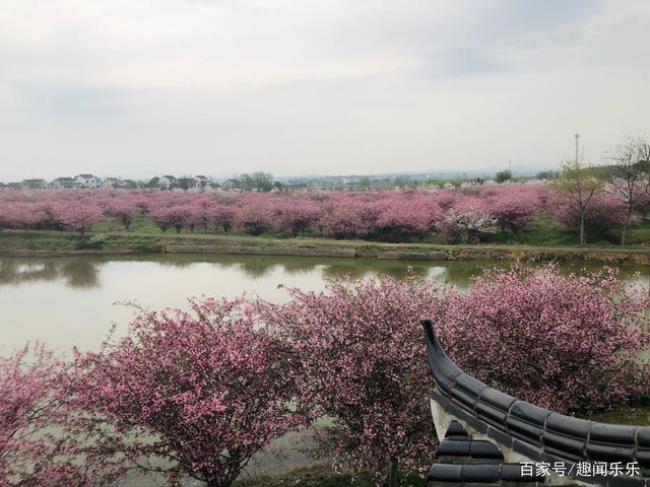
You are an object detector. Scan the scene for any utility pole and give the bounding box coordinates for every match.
[575,133,580,163]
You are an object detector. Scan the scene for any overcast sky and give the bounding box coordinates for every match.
[1,0,649,181]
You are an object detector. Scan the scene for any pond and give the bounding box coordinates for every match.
[2,253,647,353]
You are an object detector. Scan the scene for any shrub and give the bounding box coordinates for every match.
[436,264,650,413]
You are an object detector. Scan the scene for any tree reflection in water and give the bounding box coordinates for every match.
[0,254,646,293]
[0,259,100,289]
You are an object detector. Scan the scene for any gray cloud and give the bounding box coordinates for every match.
[8,81,134,124]
[425,46,512,78]
[0,0,648,181]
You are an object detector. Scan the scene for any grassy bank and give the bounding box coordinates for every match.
[2,214,650,264]
[2,227,650,266]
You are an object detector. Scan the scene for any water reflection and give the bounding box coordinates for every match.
[0,255,450,288]
[0,254,647,291]
[0,259,100,288]
[0,254,647,353]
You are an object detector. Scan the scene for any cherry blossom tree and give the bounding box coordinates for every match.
[254,275,445,486]
[234,204,274,236]
[209,204,237,233]
[487,187,539,234]
[436,264,650,413]
[318,195,380,239]
[269,197,320,237]
[72,299,304,487]
[0,344,119,487]
[149,204,192,233]
[551,191,628,241]
[374,193,443,241]
[53,200,104,235]
[104,196,140,231]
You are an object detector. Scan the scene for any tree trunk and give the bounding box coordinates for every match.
[387,458,399,487]
[621,211,632,246]
[579,211,586,246]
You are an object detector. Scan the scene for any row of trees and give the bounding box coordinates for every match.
[1,150,650,245]
[2,266,649,486]
[0,184,620,242]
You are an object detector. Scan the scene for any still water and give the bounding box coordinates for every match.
[1,254,648,483]
[1,253,647,353]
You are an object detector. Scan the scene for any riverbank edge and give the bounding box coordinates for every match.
[2,229,650,265]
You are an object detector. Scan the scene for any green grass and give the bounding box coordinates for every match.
[92,215,162,234]
[3,216,650,263]
[86,216,650,247]
[627,224,650,246]
[91,215,650,248]
[515,216,580,246]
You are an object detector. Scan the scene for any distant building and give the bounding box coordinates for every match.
[176,177,195,191]
[193,175,209,191]
[49,177,78,190]
[221,179,240,191]
[75,174,102,188]
[21,178,47,190]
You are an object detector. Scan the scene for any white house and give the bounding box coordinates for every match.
[49,177,78,190]
[21,179,47,190]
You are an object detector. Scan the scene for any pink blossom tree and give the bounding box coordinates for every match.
[72,299,304,487]
[234,204,274,236]
[269,197,320,237]
[149,204,192,233]
[209,204,237,233]
[374,193,443,241]
[437,264,650,413]
[53,200,104,235]
[0,344,119,487]
[104,196,140,231]
[487,187,539,234]
[318,195,380,239]
[254,275,445,486]
[551,190,628,241]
